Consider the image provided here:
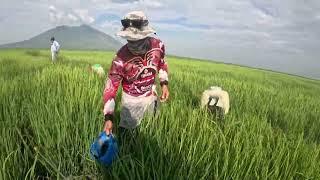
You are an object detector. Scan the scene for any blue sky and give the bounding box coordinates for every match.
[1,0,320,79]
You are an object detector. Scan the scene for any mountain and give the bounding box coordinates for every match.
[0,24,122,50]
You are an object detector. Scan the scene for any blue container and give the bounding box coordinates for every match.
[90,132,118,166]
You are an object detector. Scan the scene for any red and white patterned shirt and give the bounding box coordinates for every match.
[103,37,168,120]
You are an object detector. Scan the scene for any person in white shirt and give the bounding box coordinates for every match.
[50,37,60,62]
[201,86,230,119]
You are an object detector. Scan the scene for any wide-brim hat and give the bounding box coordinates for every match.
[116,11,156,41]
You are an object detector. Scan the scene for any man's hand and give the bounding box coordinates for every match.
[160,85,169,102]
[103,120,113,135]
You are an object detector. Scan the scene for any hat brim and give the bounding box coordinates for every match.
[116,26,156,41]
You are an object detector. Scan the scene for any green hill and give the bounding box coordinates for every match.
[0,49,319,179]
[0,25,122,50]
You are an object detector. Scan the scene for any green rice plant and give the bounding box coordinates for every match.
[25,50,41,57]
[0,49,319,179]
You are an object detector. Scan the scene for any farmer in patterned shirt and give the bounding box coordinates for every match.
[102,11,169,135]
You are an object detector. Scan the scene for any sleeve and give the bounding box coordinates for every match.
[103,55,123,121]
[51,44,56,52]
[52,42,58,52]
[55,41,60,51]
[158,42,169,86]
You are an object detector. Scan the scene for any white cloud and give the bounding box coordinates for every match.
[49,5,56,11]
[48,5,95,25]
[98,21,121,36]
[73,9,95,24]
[138,0,163,8]
[67,13,78,22]
[254,9,274,26]
[1,0,320,79]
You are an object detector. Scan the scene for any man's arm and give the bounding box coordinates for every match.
[51,44,56,52]
[54,41,60,52]
[158,42,169,102]
[103,56,123,134]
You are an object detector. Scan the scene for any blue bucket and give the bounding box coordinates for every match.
[90,132,118,166]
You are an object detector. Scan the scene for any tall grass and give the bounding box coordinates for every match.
[0,49,320,179]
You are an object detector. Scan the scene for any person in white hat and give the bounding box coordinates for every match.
[201,86,230,119]
[102,11,169,135]
[50,37,60,62]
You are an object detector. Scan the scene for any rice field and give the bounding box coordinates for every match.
[0,49,320,179]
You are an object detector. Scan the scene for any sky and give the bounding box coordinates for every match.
[1,0,320,79]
